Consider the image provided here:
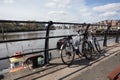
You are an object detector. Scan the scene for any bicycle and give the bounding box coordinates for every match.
[89,30,102,54]
[60,24,96,65]
[60,25,91,65]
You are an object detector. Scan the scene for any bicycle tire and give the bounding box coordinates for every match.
[82,41,93,60]
[60,41,75,65]
[94,38,101,53]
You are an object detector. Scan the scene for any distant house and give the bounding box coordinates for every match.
[97,20,120,30]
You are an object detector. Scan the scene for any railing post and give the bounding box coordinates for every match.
[0,24,5,40]
[103,25,111,46]
[115,27,120,43]
[44,21,53,64]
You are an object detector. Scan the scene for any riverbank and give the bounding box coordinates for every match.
[96,30,119,35]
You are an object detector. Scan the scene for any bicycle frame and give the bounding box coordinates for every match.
[72,32,83,50]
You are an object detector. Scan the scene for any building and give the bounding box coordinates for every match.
[97,20,120,30]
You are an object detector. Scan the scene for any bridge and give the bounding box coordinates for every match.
[0,20,120,80]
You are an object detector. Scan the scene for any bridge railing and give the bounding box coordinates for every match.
[0,20,119,65]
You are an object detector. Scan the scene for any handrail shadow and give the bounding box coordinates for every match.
[12,43,120,80]
[59,49,120,80]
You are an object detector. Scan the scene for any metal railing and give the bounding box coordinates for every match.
[0,20,119,65]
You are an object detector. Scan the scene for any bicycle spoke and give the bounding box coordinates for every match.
[82,41,93,60]
[60,42,75,65]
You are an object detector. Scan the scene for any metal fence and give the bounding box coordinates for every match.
[0,20,119,65]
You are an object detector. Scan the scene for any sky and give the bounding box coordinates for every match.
[0,0,120,23]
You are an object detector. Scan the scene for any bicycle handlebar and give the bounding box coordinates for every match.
[84,24,90,34]
[76,30,80,34]
[80,24,91,39]
[75,24,91,36]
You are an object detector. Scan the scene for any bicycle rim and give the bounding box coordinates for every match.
[82,41,93,60]
[60,42,75,65]
[94,38,101,53]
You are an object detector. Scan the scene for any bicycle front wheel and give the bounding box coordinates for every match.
[82,41,93,60]
[60,42,75,65]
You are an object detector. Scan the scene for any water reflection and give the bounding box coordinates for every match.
[0,31,47,41]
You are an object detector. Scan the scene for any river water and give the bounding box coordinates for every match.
[0,29,116,71]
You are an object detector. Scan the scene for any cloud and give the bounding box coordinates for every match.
[48,11,66,16]
[0,6,41,20]
[0,0,119,23]
[79,8,88,12]
[45,0,71,8]
[3,0,15,3]
[93,3,120,12]
[100,11,119,17]
[82,12,92,16]
[91,3,120,22]
[45,2,56,8]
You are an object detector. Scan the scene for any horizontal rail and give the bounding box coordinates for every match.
[98,37,115,41]
[0,35,76,43]
[0,48,57,60]
[0,35,114,60]
[0,20,48,24]
[0,37,46,43]
[0,33,114,43]
[0,20,108,26]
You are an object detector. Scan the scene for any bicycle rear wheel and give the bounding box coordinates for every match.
[60,42,75,65]
[94,38,101,53]
[82,41,93,60]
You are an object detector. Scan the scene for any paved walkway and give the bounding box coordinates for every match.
[2,43,120,80]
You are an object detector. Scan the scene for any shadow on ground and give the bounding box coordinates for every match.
[2,43,120,80]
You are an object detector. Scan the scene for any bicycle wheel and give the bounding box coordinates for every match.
[60,41,75,65]
[82,41,93,60]
[94,38,101,53]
